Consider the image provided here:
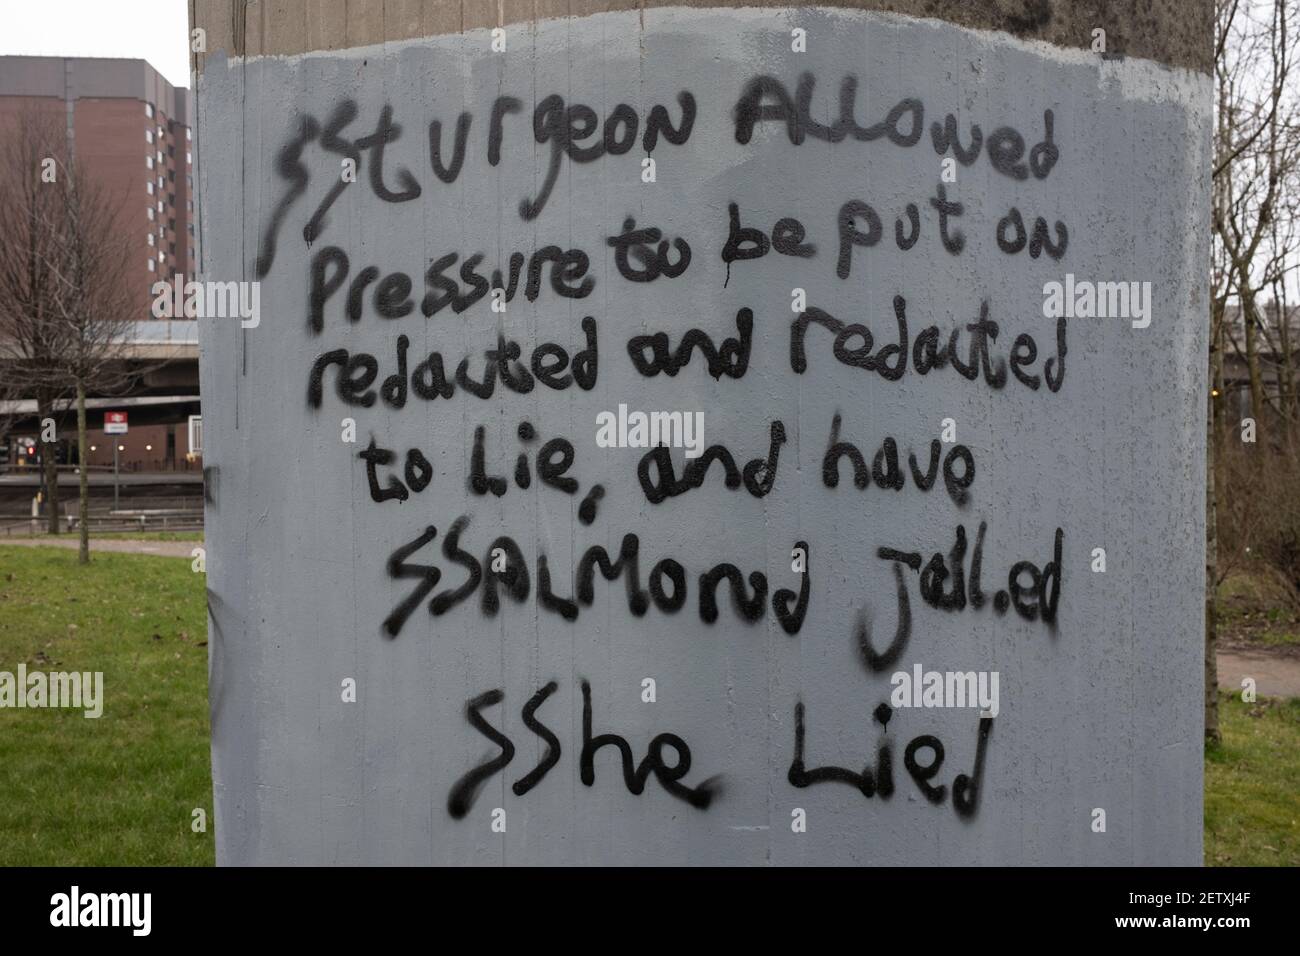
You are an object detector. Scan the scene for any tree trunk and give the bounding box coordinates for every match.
[1205,350,1221,745]
[43,444,60,533]
[76,377,89,564]
[1241,286,1266,438]
[1277,298,1295,451]
[38,391,61,534]
[1212,306,1227,522]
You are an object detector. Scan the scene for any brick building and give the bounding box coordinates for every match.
[0,56,198,470]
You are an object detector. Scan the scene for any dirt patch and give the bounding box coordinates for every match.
[1217,650,1300,699]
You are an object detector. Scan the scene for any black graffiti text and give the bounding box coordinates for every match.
[789,698,993,819]
[733,72,1059,185]
[791,297,1067,394]
[822,412,976,505]
[258,95,697,277]
[307,243,594,332]
[307,318,598,410]
[875,522,1064,626]
[381,519,811,637]
[445,679,719,819]
[626,307,753,380]
[637,420,786,504]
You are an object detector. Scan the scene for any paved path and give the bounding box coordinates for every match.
[0,537,199,558]
[1217,649,1300,699]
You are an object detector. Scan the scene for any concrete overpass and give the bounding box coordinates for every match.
[1,320,199,432]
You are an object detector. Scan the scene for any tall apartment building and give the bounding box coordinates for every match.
[0,56,196,316]
[0,56,199,473]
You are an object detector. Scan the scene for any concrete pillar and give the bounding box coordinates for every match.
[194,0,1212,865]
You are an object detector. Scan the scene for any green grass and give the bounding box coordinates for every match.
[0,544,212,865]
[0,545,1296,866]
[1205,692,1300,865]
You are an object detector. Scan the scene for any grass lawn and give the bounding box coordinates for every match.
[1205,692,1300,865]
[0,544,213,865]
[0,544,1296,866]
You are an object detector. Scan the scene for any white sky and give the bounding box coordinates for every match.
[0,0,191,89]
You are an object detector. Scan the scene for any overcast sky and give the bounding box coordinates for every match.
[0,0,191,88]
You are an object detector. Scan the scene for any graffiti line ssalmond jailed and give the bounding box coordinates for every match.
[196,4,1209,865]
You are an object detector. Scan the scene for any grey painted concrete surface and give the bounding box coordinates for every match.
[198,6,1210,864]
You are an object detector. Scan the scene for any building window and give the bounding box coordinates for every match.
[168,193,175,206]
[186,151,192,164]
[186,128,192,141]
[147,233,154,246]
[146,156,153,170]
[147,207,154,221]
[187,200,193,212]
[157,175,164,188]
[146,103,154,118]
[157,250,164,262]
[168,145,174,158]
[157,200,164,212]
[168,170,175,183]
[186,174,193,189]
[169,242,176,255]
[146,129,153,144]
[147,257,155,271]
[146,181,154,195]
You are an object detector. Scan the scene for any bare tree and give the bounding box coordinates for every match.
[0,107,76,532]
[44,150,139,564]
[1210,0,1300,742]
[1214,0,1300,442]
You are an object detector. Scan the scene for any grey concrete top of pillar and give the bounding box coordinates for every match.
[190,1,1212,75]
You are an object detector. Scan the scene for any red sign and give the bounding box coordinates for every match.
[104,411,128,435]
